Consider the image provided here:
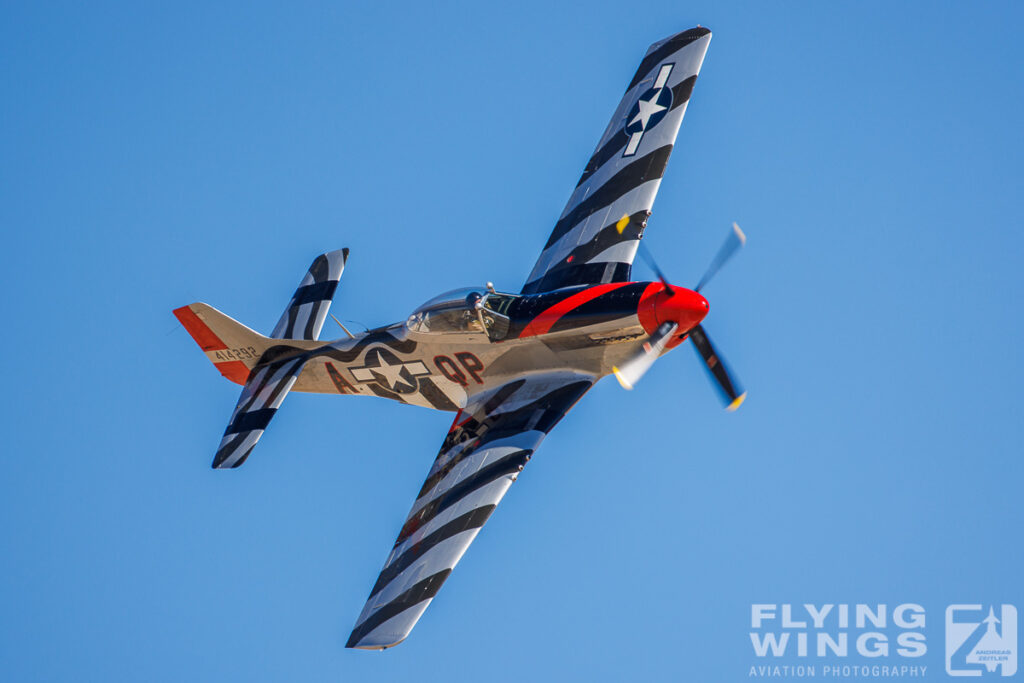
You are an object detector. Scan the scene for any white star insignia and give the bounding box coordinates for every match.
[370,355,409,390]
[629,88,667,131]
[351,353,431,392]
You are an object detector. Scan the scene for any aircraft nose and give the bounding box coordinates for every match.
[661,288,709,330]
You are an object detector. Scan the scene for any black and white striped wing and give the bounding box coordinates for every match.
[521,27,712,294]
[271,248,348,340]
[211,347,307,469]
[346,372,595,649]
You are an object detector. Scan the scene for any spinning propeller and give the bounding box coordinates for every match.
[613,221,747,411]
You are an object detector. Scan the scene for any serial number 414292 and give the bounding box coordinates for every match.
[212,346,259,362]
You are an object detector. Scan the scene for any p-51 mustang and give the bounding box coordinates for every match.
[175,26,745,649]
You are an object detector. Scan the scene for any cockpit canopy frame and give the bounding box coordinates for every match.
[406,287,517,339]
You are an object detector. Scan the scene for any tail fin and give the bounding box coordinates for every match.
[271,248,348,340]
[173,303,270,385]
[174,304,313,468]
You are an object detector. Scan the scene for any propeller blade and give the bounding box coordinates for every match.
[695,222,746,293]
[612,321,679,390]
[688,324,746,410]
[617,214,670,293]
[636,241,672,294]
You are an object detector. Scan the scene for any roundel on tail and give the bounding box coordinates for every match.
[623,62,675,157]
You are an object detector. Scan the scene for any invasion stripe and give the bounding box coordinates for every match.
[390,475,511,569]
[576,75,697,189]
[417,377,459,411]
[576,130,629,189]
[347,569,451,648]
[227,445,256,468]
[301,302,322,341]
[521,211,648,293]
[213,357,304,467]
[213,431,260,469]
[544,145,673,250]
[522,261,632,295]
[671,74,697,115]
[256,345,309,366]
[395,450,531,546]
[213,433,247,467]
[440,388,571,452]
[272,249,346,340]
[479,382,592,443]
[238,357,303,414]
[291,280,338,307]
[370,505,495,599]
[306,253,330,283]
[396,380,593,546]
[235,367,273,415]
[561,210,647,264]
[626,27,709,91]
[526,179,662,288]
[422,383,528,499]
[224,407,276,434]
[278,303,302,340]
[413,445,525,520]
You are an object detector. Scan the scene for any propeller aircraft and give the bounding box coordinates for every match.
[175,25,744,649]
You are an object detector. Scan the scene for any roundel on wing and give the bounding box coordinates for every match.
[624,85,674,137]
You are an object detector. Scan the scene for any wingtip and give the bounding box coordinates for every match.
[726,392,747,411]
[646,26,712,60]
[612,367,634,390]
[682,26,712,41]
[211,445,254,469]
[732,222,746,245]
[346,633,407,650]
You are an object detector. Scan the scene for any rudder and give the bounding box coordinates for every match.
[173,303,270,385]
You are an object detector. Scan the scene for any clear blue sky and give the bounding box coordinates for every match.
[2,2,1022,681]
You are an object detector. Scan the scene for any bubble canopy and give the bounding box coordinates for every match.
[406,287,517,336]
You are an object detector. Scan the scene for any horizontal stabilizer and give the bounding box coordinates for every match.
[212,346,309,468]
[272,248,348,340]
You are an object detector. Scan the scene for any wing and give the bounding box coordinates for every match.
[521,27,712,294]
[346,372,595,649]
